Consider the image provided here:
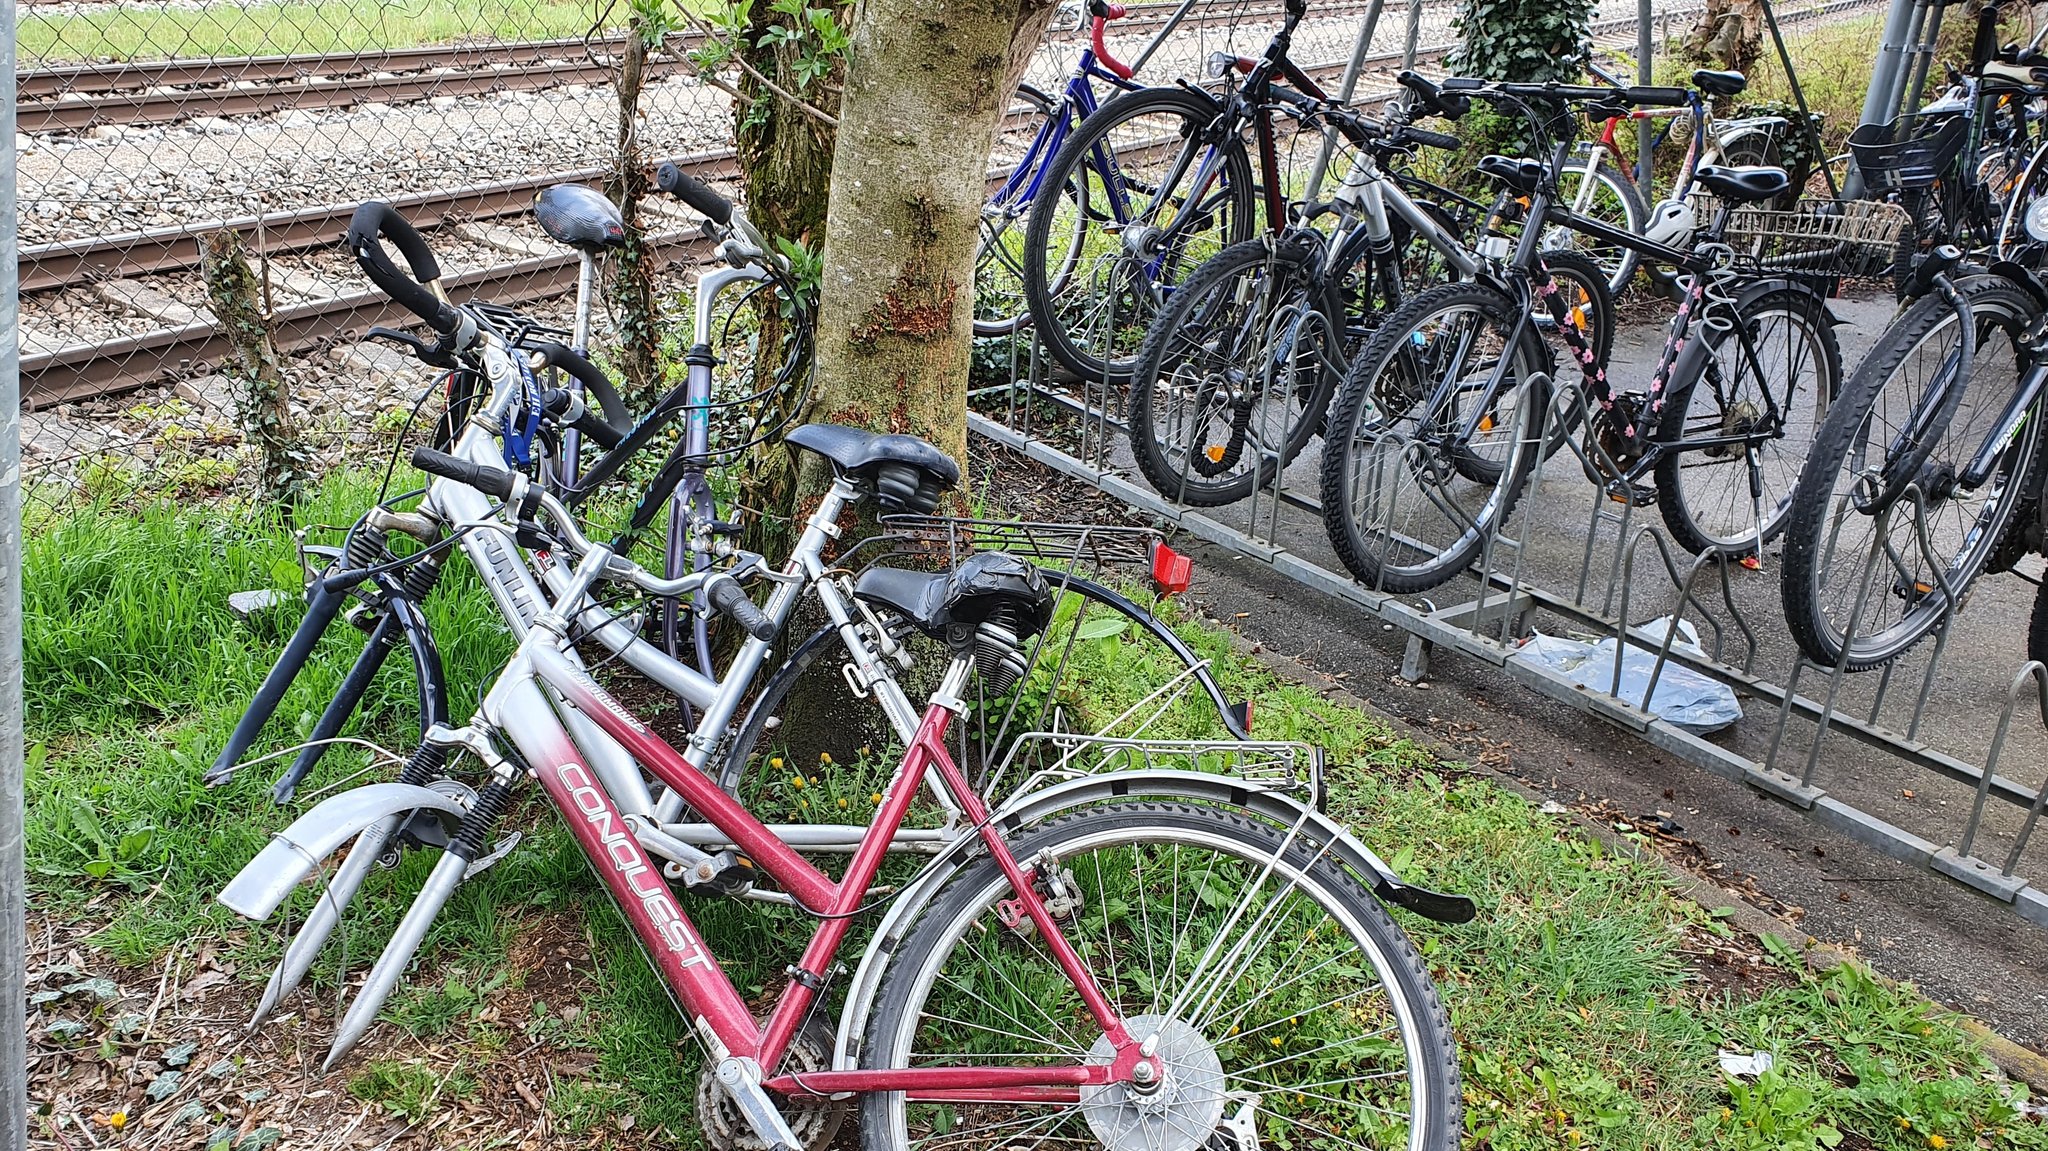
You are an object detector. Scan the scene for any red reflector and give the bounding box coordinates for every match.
[1151,541,1192,595]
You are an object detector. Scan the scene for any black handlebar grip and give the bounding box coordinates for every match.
[655,162,734,225]
[533,342,630,444]
[1397,126,1461,151]
[707,577,778,642]
[345,202,462,335]
[409,446,518,500]
[1442,76,1484,91]
[1397,69,1472,118]
[1972,3,2001,68]
[1625,85,1692,107]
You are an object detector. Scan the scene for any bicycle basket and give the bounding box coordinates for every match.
[864,514,1162,573]
[1701,196,1911,277]
[1847,114,1969,192]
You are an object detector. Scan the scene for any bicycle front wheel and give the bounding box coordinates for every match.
[1994,139,2048,267]
[1653,285,1842,555]
[1781,276,2043,669]
[978,83,1067,337]
[1021,85,1257,385]
[858,801,1462,1151]
[1126,236,1343,506]
[1317,282,1549,594]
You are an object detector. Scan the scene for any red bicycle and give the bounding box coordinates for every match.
[219,257,1473,1149]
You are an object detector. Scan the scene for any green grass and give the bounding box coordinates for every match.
[19,0,641,68]
[25,475,2048,1149]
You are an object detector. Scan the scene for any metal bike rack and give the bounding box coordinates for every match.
[970,328,2048,927]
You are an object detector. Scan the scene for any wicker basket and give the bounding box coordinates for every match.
[1697,197,1912,277]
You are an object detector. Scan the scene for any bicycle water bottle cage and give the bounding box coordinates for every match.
[784,423,960,514]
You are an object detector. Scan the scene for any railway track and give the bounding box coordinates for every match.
[20,0,1876,409]
[16,0,1375,135]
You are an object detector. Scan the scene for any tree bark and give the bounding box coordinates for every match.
[1685,0,1764,73]
[606,22,663,412]
[201,229,307,513]
[806,0,1058,501]
[731,16,842,562]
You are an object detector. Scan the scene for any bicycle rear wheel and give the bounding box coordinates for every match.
[858,801,1462,1151]
[1317,282,1549,594]
[1543,151,1645,296]
[1653,285,1841,555]
[1781,276,2043,669]
[1125,236,1342,506]
[1021,85,1257,386]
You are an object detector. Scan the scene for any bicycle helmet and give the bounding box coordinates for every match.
[1643,198,1697,248]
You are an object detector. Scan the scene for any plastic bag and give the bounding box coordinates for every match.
[1511,617,1743,735]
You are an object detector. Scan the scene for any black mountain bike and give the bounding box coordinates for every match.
[1318,75,1843,594]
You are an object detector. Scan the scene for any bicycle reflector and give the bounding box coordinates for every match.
[1152,541,1192,595]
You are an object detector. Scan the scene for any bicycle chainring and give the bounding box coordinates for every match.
[697,1018,847,1151]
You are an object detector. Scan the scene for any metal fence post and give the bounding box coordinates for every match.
[1401,0,1423,70]
[1637,0,1654,184]
[1,0,28,1140]
[1302,0,1384,203]
[1846,0,1923,197]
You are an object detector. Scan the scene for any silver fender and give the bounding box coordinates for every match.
[217,783,468,921]
[829,769,1477,1073]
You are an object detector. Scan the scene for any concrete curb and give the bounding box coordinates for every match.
[1215,621,2048,1090]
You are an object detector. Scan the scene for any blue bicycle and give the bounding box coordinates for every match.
[976,0,1236,336]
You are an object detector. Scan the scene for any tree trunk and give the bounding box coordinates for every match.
[606,22,663,412]
[806,0,1058,502]
[1685,0,1764,72]
[731,16,842,563]
[201,229,307,513]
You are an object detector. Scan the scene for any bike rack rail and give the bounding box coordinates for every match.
[970,315,2048,927]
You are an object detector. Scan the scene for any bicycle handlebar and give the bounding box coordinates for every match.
[532,341,630,450]
[411,446,519,501]
[656,161,733,225]
[706,575,777,641]
[346,201,465,336]
[1090,5,1134,80]
[1396,70,1471,118]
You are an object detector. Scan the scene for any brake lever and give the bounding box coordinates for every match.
[366,326,458,369]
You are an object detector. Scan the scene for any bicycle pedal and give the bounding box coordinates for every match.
[1604,479,1656,508]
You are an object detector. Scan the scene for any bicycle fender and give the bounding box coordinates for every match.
[1987,259,2048,310]
[829,769,1475,1072]
[218,783,467,921]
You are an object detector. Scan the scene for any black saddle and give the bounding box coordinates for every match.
[785,423,960,514]
[1694,164,1792,203]
[1478,154,1544,194]
[1691,68,1747,98]
[852,552,1052,638]
[534,184,626,253]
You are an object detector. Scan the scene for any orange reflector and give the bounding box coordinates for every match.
[1205,444,1226,463]
[1479,415,1495,432]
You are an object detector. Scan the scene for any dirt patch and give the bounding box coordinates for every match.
[28,905,621,1150]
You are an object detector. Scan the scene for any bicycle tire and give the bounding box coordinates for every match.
[1020,85,1256,385]
[1780,276,2043,669]
[858,801,1462,1151]
[1317,281,1548,594]
[977,83,1064,337]
[1994,138,2048,266]
[1545,151,1646,296]
[1652,285,1842,555]
[1125,236,1341,506]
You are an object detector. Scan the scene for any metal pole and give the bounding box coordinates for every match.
[1637,0,1655,185]
[1846,0,1923,197]
[1303,0,1385,202]
[0,0,27,1139]
[1400,0,1423,69]
[1760,0,1841,198]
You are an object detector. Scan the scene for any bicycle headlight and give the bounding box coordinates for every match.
[2023,196,2048,243]
[1205,51,1236,78]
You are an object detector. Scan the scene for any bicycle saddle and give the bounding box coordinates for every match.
[1477,154,1543,193]
[1693,164,1791,203]
[534,184,627,253]
[786,423,960,514]
[852,551,1052,638]
[1690,68,1747,98]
